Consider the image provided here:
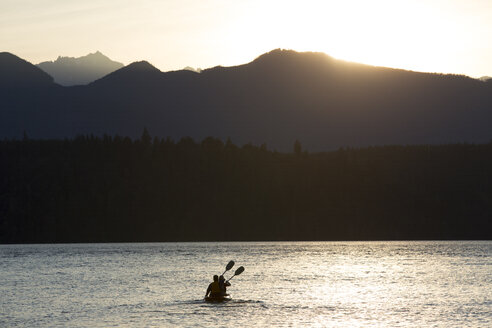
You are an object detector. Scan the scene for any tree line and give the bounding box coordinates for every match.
[1,131,491,243]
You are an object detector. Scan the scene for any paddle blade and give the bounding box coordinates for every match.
[226,260,235,271]
[235,266,245,276]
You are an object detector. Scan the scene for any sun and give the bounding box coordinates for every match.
[225,0,464,75]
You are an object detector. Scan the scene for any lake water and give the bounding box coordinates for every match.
[0,241,491,327]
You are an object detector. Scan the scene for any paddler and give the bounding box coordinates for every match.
[205,275,221,298]
[219,275,231,295]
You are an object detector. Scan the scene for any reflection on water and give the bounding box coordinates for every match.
[0,241,490,327]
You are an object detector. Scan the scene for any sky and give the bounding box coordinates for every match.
[1,0,491,78]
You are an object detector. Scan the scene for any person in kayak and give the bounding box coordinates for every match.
[219,275,231,295]
[205,275,221,298]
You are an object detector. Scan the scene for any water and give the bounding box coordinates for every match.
[0,241,490,327]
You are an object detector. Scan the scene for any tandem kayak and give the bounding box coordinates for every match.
[204,294,232,303]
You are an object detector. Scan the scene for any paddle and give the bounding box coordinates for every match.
[226,266,244,282]
[222,260,235,276]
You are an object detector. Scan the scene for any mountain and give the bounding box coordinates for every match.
[1,49,492,150]
[92,60,163,87]
[37,51,124,86]
[0,52,55,87]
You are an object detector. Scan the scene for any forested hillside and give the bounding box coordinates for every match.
[1,133,491,243]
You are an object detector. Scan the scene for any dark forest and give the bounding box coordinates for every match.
[1,131,491,243]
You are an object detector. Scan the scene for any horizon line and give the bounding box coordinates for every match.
[7,48,489,80]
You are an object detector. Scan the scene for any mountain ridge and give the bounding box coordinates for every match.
[1,49,491,151]
[90,60,163,87]
[0,52,55,87]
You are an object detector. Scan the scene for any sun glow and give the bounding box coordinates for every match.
[2,0,491,77]
[224,0,489,76]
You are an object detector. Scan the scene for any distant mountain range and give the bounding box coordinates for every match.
[1,49,491,151]
[36,51,123,86]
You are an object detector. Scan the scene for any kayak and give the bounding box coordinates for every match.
[205,294,232,303]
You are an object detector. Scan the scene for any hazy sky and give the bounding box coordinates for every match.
[1,0,491,77]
